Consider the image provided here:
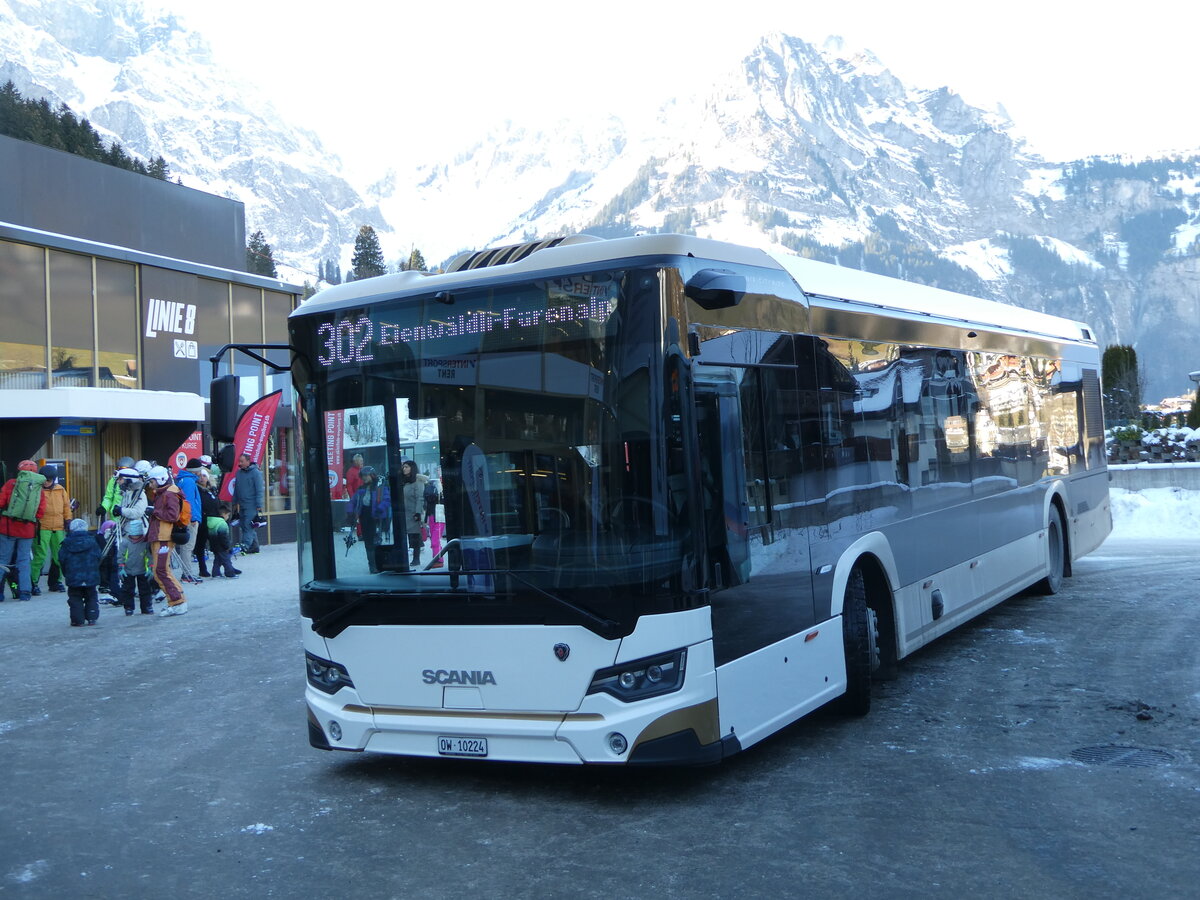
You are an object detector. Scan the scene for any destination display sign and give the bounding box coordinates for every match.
[305,274,622,370]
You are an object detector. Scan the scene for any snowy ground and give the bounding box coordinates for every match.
[0,484,1196,896]
[1110,487,1200,539]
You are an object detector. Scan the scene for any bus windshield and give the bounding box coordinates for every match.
[291,266,696,633]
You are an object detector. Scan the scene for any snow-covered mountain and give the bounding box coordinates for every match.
[387,35,1035,255]
[4,1,1198,399]
[377,33,1200,401]
[0,0,386,283]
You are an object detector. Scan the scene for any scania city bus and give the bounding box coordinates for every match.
[278,233,1109,765]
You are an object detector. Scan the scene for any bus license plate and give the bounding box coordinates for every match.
[438,736,488,757]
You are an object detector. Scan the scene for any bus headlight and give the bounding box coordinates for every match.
[305,651,355,694]
[587,649,686,702]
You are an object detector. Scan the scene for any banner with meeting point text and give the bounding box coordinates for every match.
[218,390,283,503]
[324,409,345,499]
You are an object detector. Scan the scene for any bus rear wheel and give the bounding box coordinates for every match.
[1035,510,1066,596]
[834,568,878,716]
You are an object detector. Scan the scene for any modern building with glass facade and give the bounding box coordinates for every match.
[0,134,302,543]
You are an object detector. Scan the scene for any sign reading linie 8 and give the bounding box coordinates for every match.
[315,294,615,369]
[145,298,198,338]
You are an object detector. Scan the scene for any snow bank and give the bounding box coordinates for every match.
[1110,488,1200,539]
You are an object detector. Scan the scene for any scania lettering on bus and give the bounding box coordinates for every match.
[422,669,498,686]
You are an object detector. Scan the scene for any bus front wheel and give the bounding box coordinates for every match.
[1035,509,1066,596]
[834,568,878,716]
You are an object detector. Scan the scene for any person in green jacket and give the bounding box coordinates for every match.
[98,456,135,522]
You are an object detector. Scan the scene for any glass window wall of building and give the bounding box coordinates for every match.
[49,249,95,385]
[96,258,139,389]
[0,239,49,389]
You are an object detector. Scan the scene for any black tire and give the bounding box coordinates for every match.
[834,568,876,716]
[1035,509,1066,596]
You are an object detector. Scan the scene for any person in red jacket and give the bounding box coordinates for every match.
[343,454,364,501]
[0,460,49,601]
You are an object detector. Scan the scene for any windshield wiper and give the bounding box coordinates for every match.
[310,590,372,635]
[504,571,618,633]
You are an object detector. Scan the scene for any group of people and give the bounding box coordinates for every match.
[0,450,267,627]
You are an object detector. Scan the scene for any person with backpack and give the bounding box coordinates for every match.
[31,465,72,595]
[146,466,189,617]
[173,459,204,585]
[60,518,101,626]
[0,461,48,602]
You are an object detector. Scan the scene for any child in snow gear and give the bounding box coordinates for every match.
[61,518,101,626]
[206,505,241,578]
[113,466,155,614]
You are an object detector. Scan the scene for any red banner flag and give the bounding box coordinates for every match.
[169,429,204,475]
[219,390,283,502]
[324,409,345,498]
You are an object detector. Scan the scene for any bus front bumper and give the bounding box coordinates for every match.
[305,647,729,765]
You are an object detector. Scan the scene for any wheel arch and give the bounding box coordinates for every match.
[1042,483,1073,578]
[829,534,900,670]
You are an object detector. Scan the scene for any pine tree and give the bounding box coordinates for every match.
[0,81,20,135]
[148,155,171,180]
[246,230,278,277]
[1187,386,1200,430]
[402,247,427,272]
[351,226,386,280]
[319,258,342,284]
[1101,345,1143,425]
[106,141,131,169]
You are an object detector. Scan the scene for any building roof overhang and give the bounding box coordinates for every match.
[0,387,205,423]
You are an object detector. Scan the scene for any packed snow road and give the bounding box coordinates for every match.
[0,530,1197,898]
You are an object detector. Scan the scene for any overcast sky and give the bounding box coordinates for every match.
[154,0,1198,179]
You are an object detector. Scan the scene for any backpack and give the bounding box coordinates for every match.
[4,470,46,522]
[174,486,192,528]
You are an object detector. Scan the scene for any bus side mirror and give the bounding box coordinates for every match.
[210,374,240,443]
[685,268,746,310]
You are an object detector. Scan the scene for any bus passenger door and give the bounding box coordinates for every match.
[695,378,750,589]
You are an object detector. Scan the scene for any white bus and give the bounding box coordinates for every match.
[284,234,1110,765]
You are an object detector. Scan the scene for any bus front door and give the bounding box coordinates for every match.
[695,379,750,589]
